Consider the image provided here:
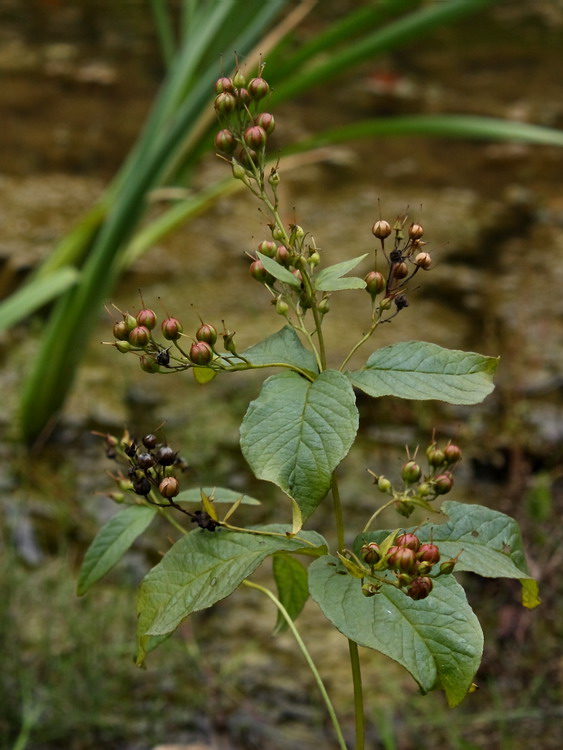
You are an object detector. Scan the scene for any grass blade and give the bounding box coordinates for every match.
[0,268,80,332]
[269,0,493,104]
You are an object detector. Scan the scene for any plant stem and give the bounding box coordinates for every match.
[156,505,189,535]
[331,473,366,749]
[348,640,365,750]
[362,497,397,533]
[339,305,382,372]
[331,475,346,552]
[220,522,319,548]
[243,580,349,750]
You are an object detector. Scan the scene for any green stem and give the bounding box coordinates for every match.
[362,497,397,533]
[331,474,365,749]
[339,306,382,372]
[220,522,319,548]
[156,505,189,535]
[348,640,365,750]
[224,360,316,381]
[243,580,349,750]
[296,256,327,370]
[251,176,326,372]
[293,307,324,372]
[331,475,346,553]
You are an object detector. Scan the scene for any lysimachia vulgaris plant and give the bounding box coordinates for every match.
[79,63,539,749]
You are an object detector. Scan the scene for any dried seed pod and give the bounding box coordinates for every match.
[372,219,392,239]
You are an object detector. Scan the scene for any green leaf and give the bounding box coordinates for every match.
[415,500,531,579]
[193,366,217,384]
[240,325,318,374]
[257,252,301,288]
[349,341,498,405]
[272,553,309,635]
[0,267,80,332]
[77,505,157,596]
[175,487,261,505]
[309,555,483,706]
[314,254,368,292]
[356,501,539,606]
[289,114,563,156]
[521,579,541,610]
[136,525,326,664]
[240,370,358,529]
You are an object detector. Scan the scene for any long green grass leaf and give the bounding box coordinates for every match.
[287,115,563,152]
[18,0,289,444]
[0,268,80,332]
[270,0,493,104]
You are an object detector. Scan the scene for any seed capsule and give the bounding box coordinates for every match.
[257,240,277,258]
[388,546,417,574]
[361,542,381,565]
[361,583,381,597]
[377,475,392,494]
[393,262,409,280]
[132,475,151,497]
[406,576,433,600]
[417,543,440,565]
[161,317,183,341]
[434,472,454,495]
[233,69,247,88]
[444,443,462,464]
[196,323,218,346]
[215,76,234,94]
[401,461,422,484]
[234,87,251,109]
[113,320,130,341]
[275,297,289,316]
[414,252,432,270]
[128,325,151,348]
[155,445,176,466]
[214,129,236,155]
[427,446,446,467]
[136,452,155,470]
[136,308,157,329]
[255,112,275,134]
[214,91,236,114]
[439,557,458,575]
[140,355,160,373]
[250,259,273,284]
[318,297,330,315]
[395,532,421,552]
[275,245,291,265]
[365,270,386,298]
[409,223,424,240]
[248,77,270,100]
[372,219,392,239]
[159,476,180,499]
[239,147,258,168]
[244,125,267,149]
[190,341,213,366]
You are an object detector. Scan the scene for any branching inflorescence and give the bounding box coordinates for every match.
[83,63,536,747]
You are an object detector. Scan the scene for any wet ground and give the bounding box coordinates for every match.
[1,2,563,749]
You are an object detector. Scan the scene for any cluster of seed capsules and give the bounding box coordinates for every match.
[373,441,462,517]
[103,431,184,500]
[364,217,432,316]
[111,306,239,374]
[103,431,219,530]
[360,531,458,601]
[213,65,275,172]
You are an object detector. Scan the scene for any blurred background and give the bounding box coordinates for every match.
[1,1,562,748]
